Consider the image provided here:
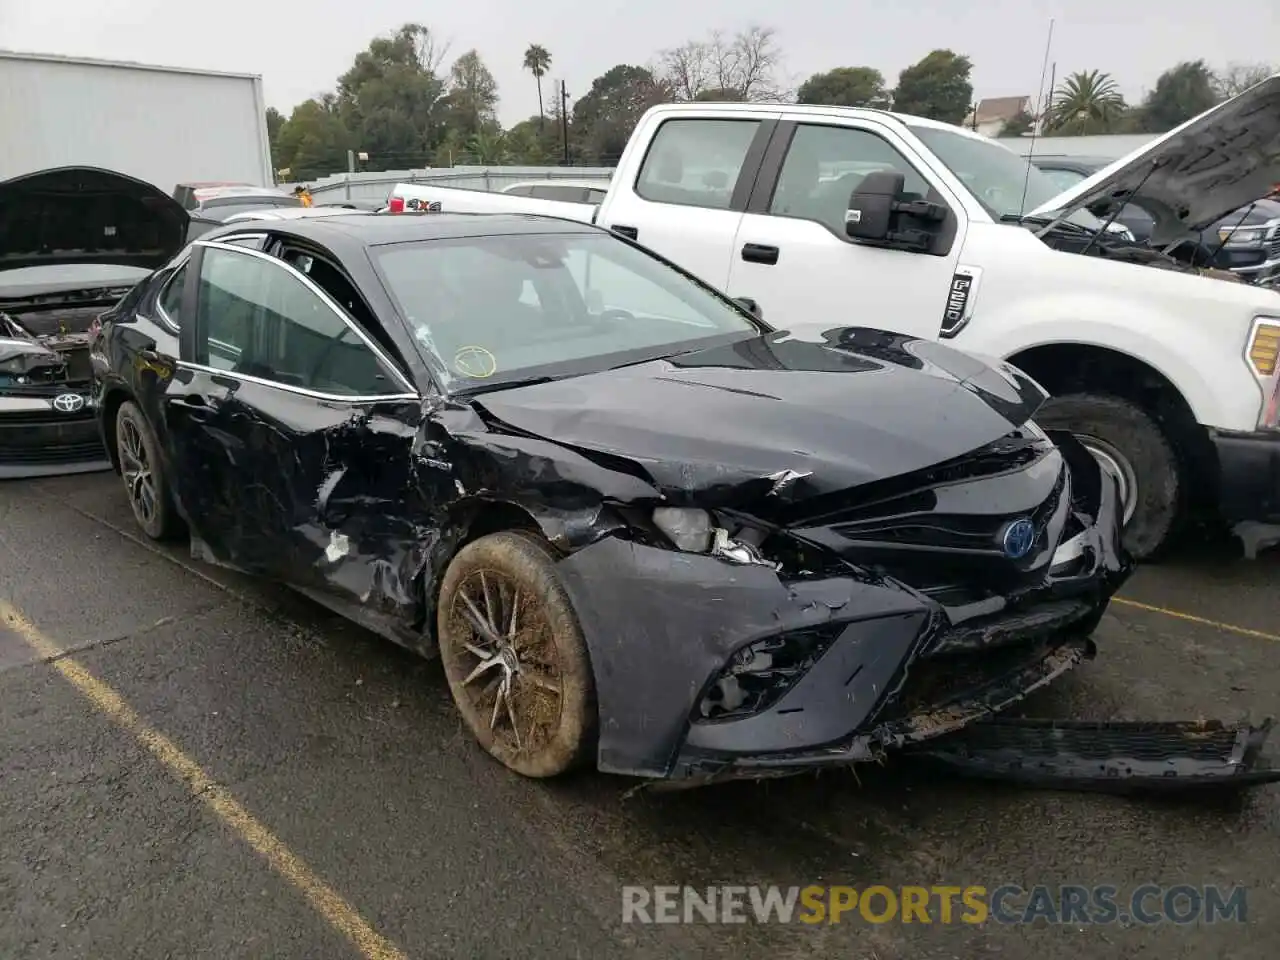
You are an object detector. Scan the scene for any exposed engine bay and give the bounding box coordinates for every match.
[0,284,127,389]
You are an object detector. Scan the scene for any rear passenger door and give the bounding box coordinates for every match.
[595,113,780,290]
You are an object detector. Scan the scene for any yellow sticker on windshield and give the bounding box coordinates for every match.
[454,345,497,379]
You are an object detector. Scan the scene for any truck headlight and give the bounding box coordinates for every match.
[1221,225,1269,248]
[652,507,714,552]
[1247,319,1280,429]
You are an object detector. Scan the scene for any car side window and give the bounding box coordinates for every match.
[636,119,761,210]
[158,264,187,325]
[528,184,569,201]
[195,245,399,397]
[770,124,932,236]
[1039,167,1087,192]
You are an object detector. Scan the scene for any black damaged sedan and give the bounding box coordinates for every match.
[92,212,1137,783]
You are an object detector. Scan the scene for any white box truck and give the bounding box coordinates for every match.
[0,49,274,193]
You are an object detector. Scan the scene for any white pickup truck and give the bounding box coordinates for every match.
[389,77,1280,560]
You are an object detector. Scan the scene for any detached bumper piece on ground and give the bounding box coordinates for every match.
[910,718,1280,794]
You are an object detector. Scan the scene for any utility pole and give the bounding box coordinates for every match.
[559,80,570,165]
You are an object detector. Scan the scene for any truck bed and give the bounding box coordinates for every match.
[391,182,597,224]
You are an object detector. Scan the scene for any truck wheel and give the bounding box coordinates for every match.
[116,401,184,541]
[1035,394,1182,560]
[436,531,597,778]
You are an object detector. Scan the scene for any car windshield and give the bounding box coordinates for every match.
[373,231,760,391]
[909,125,1104,230]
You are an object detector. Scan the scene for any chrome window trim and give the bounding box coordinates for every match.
[175,360,419,403]
[154,254,192,333]
[192,238,417,395]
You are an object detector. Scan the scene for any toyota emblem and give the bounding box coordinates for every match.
[52,393,86,414]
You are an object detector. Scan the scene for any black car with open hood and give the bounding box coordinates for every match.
[89,211,1280,792]
[0,165,188,477]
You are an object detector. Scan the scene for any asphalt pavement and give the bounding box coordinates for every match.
[2,471,1278,960]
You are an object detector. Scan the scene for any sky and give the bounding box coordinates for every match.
[1,0,1276,127]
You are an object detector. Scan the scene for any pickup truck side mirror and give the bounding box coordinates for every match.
[734,296,762,320]
[846,170,948,253]
[845,170,904,242]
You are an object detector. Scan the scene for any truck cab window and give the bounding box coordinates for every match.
[770,124,931,236]
[636,119,761,210]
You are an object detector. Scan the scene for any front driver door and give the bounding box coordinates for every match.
[170,238,428,593]
[728,119,966,340]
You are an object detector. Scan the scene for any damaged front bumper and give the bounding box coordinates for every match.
[910,718,1280,793]
[555,453,1132,783]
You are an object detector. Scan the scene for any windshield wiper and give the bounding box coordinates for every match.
[1000,213,1096,236]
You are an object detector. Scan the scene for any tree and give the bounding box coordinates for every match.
[796,67,891,108]
[1001,108,1035,137]
[1215,62,1274,99]
[273,96,355,182]
[468,128,509,165]
[265,107,286,172]
[891,50,973,125]
[1044,70,1127,135]
[693,87,746,102]
[334,23,447,167]
[505,116,559,164]
[439,49,500,142]
[659,26,786,102]
[572,65,670,163]
[523,44,552,128]
[1133,60,1219,133]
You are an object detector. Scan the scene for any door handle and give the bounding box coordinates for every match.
[741,243,779,265]
[176,394,208,408]
[139,348,162,363]
[611,224,639,241]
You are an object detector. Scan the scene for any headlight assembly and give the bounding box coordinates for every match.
[652,507,714,552]
[651,506,779,568]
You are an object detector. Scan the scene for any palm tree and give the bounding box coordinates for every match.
[1045,70,1127,135]
[523,44,553,128]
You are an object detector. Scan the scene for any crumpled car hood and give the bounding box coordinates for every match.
[1029,73,1280,246]
[469,329,1049,504]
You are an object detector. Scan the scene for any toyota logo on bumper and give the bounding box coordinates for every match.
[52,393,86,414]
[1000,518,1037,559]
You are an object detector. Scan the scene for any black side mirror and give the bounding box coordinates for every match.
[845,169,904,242]
[846,169,948,253]
[734,297,762,320]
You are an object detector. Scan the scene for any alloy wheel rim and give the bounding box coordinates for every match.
[118,419,157,524]
[1075,434,1138,526]
[448,569,563,756]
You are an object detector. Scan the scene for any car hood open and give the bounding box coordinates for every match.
[0,166,189,272]
[1029,74,1280,246]
[468,329,1050,504]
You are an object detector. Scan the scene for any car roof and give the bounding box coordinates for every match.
[1028,155,1114,168]
[207,212,600,249]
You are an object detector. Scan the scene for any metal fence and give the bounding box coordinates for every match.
[282,166,615,204]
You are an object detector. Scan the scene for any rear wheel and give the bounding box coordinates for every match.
[1035,393,1182,560]
[436,531,597,778]
[115,401,183,541]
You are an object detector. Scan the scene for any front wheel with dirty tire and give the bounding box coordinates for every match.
[115,400,184,541]
[1035,393,1182,560]
[436,531,597,778]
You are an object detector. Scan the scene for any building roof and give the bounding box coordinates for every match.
[969,96,1032,124]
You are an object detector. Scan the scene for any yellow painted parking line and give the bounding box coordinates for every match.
[1112,596,1280,643]
[0,600,408,960]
